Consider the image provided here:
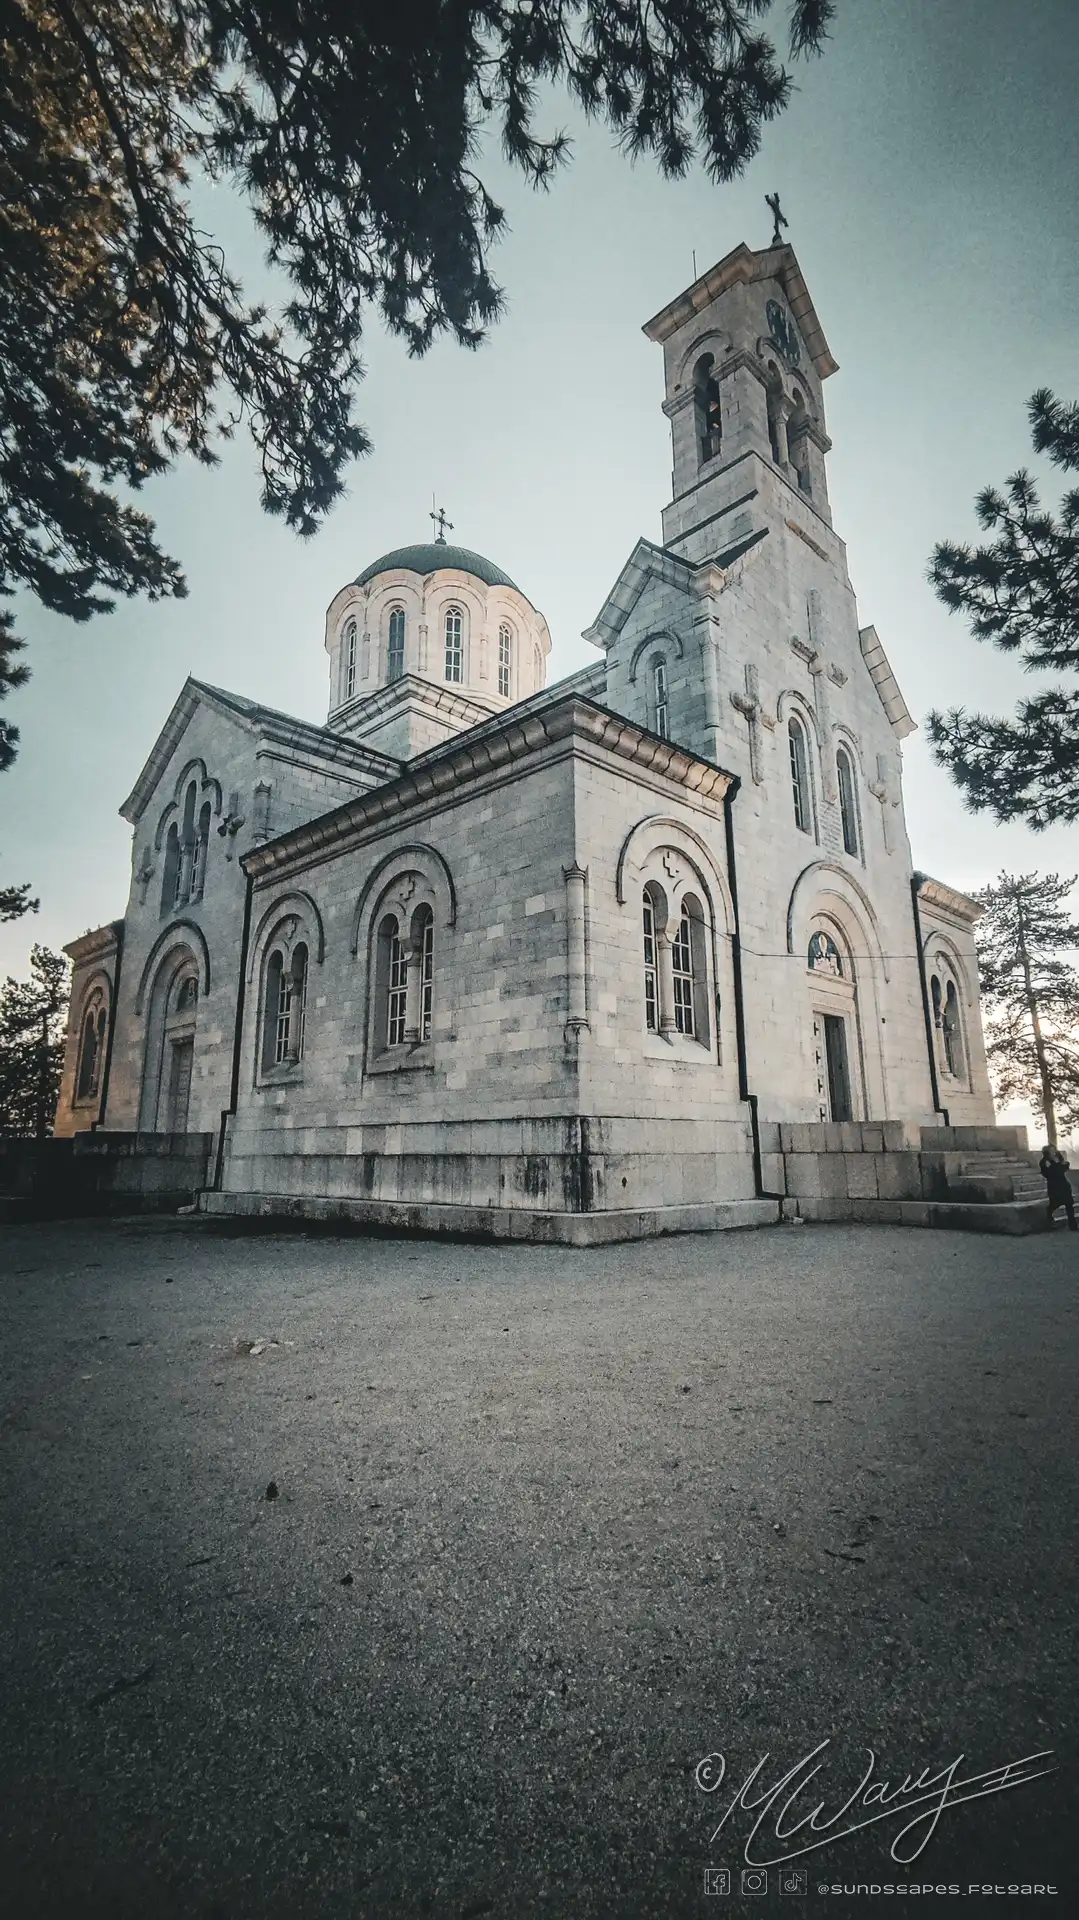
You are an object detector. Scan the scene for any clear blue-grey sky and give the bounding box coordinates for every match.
[3,0,1079,988]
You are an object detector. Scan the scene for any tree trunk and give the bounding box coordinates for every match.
[1016,897,1057,1146]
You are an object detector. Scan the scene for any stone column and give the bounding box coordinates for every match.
[403,942,422,1044]
[285,958,305,1064]
[178,837,195,903]
[562,864,589,1033]
[656,928,677,1036]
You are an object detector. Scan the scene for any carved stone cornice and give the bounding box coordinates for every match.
[244,695,736,885]
[63,921,122,965]
[915,875,984,927]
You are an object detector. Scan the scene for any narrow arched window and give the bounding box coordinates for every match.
[931,974,943,1028]
[161,823,181,915]
[263,951,284,1071]
[498,623,514,698]
[387,607,405,681]
[672,906,695,1036]
[652,659,669,739]
[76,1007,100,1099]
[386,918,408,1045]
[273,952,292,1065]
[788,717,812,834]
[942,979,964,1079]
[836,747,859,857]
[444,606,463,683]
[191,801,211,898]
[415,906,435,1041]
[290,945,308,1061]
[642,890,659,1032]
[694,353,722,463]
[790,387,812,495]
[176,976,198,1012]
[766,363,785,465]
[344,618,358,700]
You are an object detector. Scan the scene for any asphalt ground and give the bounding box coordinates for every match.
[0,1216,1076,1920]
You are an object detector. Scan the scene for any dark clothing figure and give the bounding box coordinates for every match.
[1039,1148,1077,1229]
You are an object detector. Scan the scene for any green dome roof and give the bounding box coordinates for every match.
[354,542,521,593]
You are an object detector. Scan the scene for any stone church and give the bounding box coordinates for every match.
[52,235,1007,1239]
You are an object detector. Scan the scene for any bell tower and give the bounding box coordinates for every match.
[643,233,837,568]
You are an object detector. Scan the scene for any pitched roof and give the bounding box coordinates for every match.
[642,241,838,380]
[119,678,401,823]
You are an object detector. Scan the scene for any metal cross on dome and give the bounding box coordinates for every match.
[766,191,788,246]
[430,504,454,543]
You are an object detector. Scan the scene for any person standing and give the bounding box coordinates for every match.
[1038,1145,1077,1230]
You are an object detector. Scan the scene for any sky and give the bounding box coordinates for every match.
[4,0,1079,1124]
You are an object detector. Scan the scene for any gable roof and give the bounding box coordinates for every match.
[583,528,768,651]
[119,678,402,823]
[858,627,916,740]
[642,241,838,380]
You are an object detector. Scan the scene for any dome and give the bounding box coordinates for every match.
[354,542,523,595]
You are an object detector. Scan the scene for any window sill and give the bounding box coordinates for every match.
[257,1061,304,1090]
[642,1031,714,1063]
[366,1043,435,1077]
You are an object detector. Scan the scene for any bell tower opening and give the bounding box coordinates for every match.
[643,224,838,565]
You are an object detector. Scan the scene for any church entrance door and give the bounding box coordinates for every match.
[166,1037,194,1132]
[822,1013,852,1123]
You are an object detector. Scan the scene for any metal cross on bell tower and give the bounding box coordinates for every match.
[765,191,789,247]
[430,503,454,544]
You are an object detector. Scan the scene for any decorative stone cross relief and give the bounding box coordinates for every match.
[217,788,246,860]
[135,846,155,905]
[805,589,838,803]
[869,753,896,853]
[729,663,766,785]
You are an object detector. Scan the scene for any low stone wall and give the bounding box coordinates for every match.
[0,1131,215,1220]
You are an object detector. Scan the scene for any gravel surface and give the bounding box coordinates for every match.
[0,1216,1076,1919]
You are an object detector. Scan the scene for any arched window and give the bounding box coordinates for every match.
[766,362,785,465]
[191,801,211,898]
[444,606,463,683]
[344,618,358,700]
[262,944,307,1070]
[498,623,514,698]
[386,917,408,1045]
[652,659,669,739]
[671,906,695,1035]
[76,999,107,1101]
[415,905,434,1041]
[836,746,859,858]
[790,386,812,495]
[808,931,843,976]
[788,716,812,835]
[387,607,405,681]
[694,353,722,463]
[943,979,964,1079]
[643,888,659,1032]
[641,884,710,1044]
[931,973,943,1030]
[161,823,181,915]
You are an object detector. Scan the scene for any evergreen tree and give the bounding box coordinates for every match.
[0,0,834,767]
[0,943,69,1138]
[1,874,38,921]
[974,872,1079,1149]
[927,391,1079,829]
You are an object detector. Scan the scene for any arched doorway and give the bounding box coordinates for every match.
[807,925,861,1121]
[141,950,200,1132]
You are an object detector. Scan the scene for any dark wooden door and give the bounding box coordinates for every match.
[823,1014,852,1122]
